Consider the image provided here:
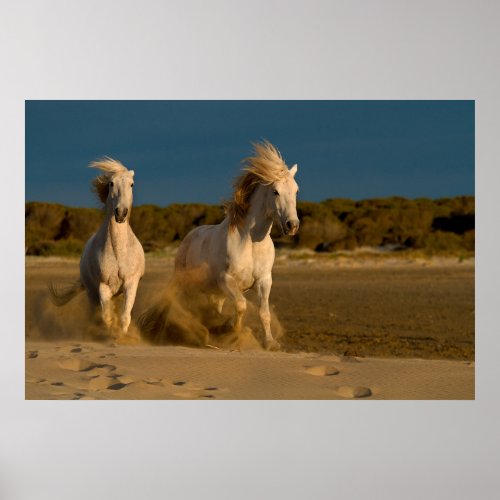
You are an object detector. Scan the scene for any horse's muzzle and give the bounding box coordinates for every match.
[285,219,300,236]
[114,207,128,223]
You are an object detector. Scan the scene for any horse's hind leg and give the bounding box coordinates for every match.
[209,294,225,315]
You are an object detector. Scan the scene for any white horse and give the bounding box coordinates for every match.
[49,158,145,339]
[173,140,299,350]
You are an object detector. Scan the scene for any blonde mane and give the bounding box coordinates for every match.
[89,157,129,203]
[225,140,289,228]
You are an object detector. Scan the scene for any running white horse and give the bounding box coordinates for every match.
[49,158,145,338]
[174,140,299,350]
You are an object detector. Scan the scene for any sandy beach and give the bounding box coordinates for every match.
[25,341,474,400]
[25,254,475,400]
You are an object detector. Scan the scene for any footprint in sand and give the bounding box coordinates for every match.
[25,377,48,385]
[58,358,96,372]
[73,394,94,400]
[81,373,132,391]
[58,357,131,392]
[336,386,372,398]
[304,365,339,376]
[58,358,116,373]
[107,382,127,391]
[70,344,94,352]
[86,375,115,391]
[200,387,219,399]
[115,375,135,385]
[82,373,132,391]
[171,381,219,399]
[72,389,96,400]
[143,377,163,386]
[99,353,117,359]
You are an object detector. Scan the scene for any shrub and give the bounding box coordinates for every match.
[24,197,475,256]
[420,231,465,253]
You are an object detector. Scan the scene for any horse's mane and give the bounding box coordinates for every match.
[89,157,129,203]
[225,140,289,228]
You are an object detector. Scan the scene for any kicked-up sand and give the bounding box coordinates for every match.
[25,253,475,400]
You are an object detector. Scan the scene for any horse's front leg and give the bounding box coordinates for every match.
[218,273,246,332]
[256,275,280,351]
[120,278,140,335]
[98,282,114,330]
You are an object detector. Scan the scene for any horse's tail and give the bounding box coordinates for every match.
[174,237,189,270]
[48,280,85,306]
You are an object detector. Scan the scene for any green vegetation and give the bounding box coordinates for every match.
[25,196,474,256]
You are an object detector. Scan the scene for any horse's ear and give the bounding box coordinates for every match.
[290,164,298,177]
[129,170,135,177]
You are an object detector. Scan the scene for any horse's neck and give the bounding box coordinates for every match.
[239,188,273,243]
[103,204,129,258]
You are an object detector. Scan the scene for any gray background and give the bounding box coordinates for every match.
[1,1,498,498]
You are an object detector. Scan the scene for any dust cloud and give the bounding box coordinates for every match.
[137,276,284,350]
[27,275,284,350]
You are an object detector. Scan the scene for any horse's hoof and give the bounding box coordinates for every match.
[265,339,281,351]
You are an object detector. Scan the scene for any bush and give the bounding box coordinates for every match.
[26,237,84,257]
[420,231,465,253]
[25,196,475,256]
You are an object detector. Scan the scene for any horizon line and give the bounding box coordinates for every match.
[25,193,476,210]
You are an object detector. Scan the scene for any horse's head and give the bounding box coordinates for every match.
[227,141,300,235]
[90,158,135,224]
[108,170,135,223]
[266,164,300,236]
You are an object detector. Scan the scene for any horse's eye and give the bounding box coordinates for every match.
[109,181,114,187]
[273,189,279,196]
[131,183,134,187]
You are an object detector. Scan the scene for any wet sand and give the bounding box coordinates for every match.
[272,261,474,359]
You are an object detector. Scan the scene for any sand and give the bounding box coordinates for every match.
[25,341,474,400]
[25,254,475,400]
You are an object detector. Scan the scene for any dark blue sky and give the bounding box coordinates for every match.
[25,101,474,207]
